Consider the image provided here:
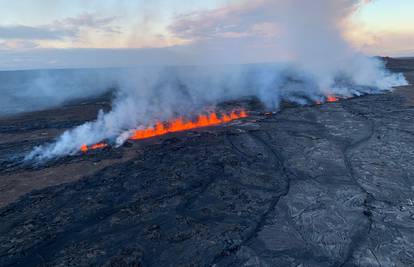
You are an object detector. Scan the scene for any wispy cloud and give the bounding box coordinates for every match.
[0,39,40,49]
[0,13,119,47]
[57,13,120,34]
[0,25,69,40]
[168,1,277,41]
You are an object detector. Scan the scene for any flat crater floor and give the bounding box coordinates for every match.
[1,59,414,266]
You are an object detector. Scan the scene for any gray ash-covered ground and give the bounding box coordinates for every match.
[0,59,414,266]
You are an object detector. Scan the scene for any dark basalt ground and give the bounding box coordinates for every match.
[0,59,414,266]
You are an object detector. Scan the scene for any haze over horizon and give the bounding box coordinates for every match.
[0,0,413,70]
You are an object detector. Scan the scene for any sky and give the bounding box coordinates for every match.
[0,0,412,70]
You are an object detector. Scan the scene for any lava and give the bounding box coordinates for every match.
[80,143,108,153]
[315,95,339,105]
[326,95,339,102]
[131,110,248,140]
[80,110,248,153]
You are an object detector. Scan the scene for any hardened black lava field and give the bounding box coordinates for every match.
[0,58,414,266]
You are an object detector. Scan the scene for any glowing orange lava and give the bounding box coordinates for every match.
[326,96,339,102]
[79,110,248,153]
[130,110,248,140]
[80,143,108,153]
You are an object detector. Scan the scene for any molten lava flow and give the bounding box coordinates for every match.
[79,110,247,153]
[315,95,340,105]
[326,95,339,102]
[80,142,108,153]
[130,110,248,140]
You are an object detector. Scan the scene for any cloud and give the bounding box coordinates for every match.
[362,31,414,56]
[169,1,276,41]
[0,25,69,40]
[0,0,410,70]
[0,0,384,70]
[168,0,364,41]
[57,13,120,34]
[169,0,414,60]
[167,0,370,63]
[0,13,119,43]
[0,39,39,49]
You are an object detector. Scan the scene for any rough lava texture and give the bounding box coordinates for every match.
[0,59,414,266]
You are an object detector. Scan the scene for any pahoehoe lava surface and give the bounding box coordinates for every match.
[1,59,414,266]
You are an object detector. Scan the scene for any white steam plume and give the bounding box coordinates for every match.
[26,0,407,161]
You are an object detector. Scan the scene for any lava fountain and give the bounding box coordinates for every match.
[80,109,248,153]
[130,110,247,140]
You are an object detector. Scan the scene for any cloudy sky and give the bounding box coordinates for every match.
[0,0,412,70]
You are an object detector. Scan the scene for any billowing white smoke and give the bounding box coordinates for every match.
[26,0,407,161]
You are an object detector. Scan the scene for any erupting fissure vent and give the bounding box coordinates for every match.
[79,95,341,153]
[80,109,248,153]
[326,96,339,102]
[130,110,247,140]
[316,95,340,105]
[80,143,108,153]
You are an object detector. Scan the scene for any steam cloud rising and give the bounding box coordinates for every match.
[26,0,407,161]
